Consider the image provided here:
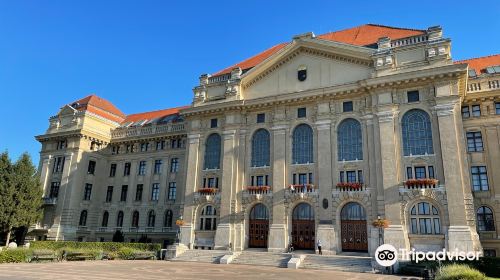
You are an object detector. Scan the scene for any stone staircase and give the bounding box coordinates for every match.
[301,254,373,273]
[172,249,230,264]
[231,250,292,268]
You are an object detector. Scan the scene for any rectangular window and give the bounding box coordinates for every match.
[339,171,344,183]
[428,166,435,179]
[140,142,149,152]
[109,164,116,177]
[138,161,146,175]
[308,173,313,184]
[83,184,92,200]
[154,160,162,174]
[168,182,177,200]
[257,113,265,123]
[407,167,413,179]
[407,90,420,103]
[120,185,128,201]
[256,176,264,186]
[57,140,66,150]
[472,104,481,117]
[298,173,307,185]
[124,162,131,176]
[496,103,500,115]
[343,101,353,112]
[105,186,113,202]
[466,131,484,152]
[135,184,143,201]
[297,107,306,118]
[210,118,218,128]
[292,174,297,185]
[151,183,160,201]
[358,170,363,184]
[471,166,489,191]
[52,157,65,174]
[49,182,60,198]
[208,178,216,188]
[414,166,426,179]
[346,171,356,183]
[156,140,165,150]
[87,160,96,175]
[461,106,470,118]
[170,158,179,173]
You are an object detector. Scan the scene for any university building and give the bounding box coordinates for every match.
[35,24,500,257]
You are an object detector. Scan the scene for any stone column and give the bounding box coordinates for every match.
[315,120,336,254]
[214,130,237,250]
[39,156,52,195]
[434,102,481,251]
[180,133,201,248]
[234,129,247,251]
[375,109,410,251]
[268,125,288,252]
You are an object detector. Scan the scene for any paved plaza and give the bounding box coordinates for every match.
[0,260,412,280]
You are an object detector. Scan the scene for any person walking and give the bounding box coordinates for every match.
[317,240,322,255]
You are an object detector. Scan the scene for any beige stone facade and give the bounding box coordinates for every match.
[35,24,499,256]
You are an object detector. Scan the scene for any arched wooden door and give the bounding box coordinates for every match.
[340,202,368,252]
[249,204,269,248]
[292,203,315,250]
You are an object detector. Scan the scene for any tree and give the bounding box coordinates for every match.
[0,152,43,247]
[112,230,125,242]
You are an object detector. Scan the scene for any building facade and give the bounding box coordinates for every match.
[36,24,500,256]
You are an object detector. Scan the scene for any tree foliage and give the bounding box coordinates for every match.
[0,152,43,246]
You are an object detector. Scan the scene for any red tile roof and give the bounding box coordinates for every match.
[212,24,425,76]
[455,54,500,74]
[123,106,190,123]
[70,94,126,123]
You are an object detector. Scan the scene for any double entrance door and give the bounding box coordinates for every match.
[340,202,368,252]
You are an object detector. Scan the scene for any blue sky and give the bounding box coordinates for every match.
[0,0,499,165]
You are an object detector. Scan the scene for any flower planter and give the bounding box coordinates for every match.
[197,188,218,195]
[288,184,315,193]
[404,178,438,189]
[335,182,363,191]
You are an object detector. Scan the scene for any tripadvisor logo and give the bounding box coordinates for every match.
[375,244,483,266]
[375,244,398,267]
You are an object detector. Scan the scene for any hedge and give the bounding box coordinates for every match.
[435,264,486,280]
[0,249,33,263]
[399,257,500,278]
[30,241,161,252]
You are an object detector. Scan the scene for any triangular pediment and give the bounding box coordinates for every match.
[240,39,375,100]
[58,105,78,116]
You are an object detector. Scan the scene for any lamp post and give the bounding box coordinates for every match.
[175,215,183,245]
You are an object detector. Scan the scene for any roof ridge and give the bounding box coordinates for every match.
[317,23,426,37]
[455,53,500,63]
[126,105,190,117]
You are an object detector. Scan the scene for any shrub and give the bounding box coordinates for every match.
[31,241,161,252]
[112,230,125,242]
[435,264,486,280]
[117,247,136,260]
[0,249,33,263]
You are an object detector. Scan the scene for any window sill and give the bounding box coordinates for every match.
[291,162,314,166]
[408,234,445,239]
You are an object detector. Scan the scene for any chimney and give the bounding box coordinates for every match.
[427,26,443,41]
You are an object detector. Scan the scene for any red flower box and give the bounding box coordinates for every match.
[336,182,363,189]
[288,184,315,190]
[404,178,438,187]
[198,188,218,194]
[246,186,271,191]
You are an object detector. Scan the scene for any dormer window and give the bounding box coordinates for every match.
[297,65,307,82]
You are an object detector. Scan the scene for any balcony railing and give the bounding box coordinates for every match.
[111,123,185,139]
[288,184,316,193]
[42,197,57,205]
[245,186,271,194]
[197,188,219,195]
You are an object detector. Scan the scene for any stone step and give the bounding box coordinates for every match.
[231,251,292,268]
[172,249,230,264]
[301,254,373,273]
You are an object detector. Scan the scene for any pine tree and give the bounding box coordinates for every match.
[0,152,43,247]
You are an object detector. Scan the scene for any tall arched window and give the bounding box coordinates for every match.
[402,109,434,156]
[477,206,495,231]
[292,124,313,164]
[250,203,269,220]
[200,205,217,231]
[79,210,87,226]
[337,119,363,161]
[102,211,109,227]
[204,134,221,169]
[164,210,173,228]
[116,211,124,227]
[409,202,440,234]
[292,203,314,220]
[340,202,366,220]
[131,210,139,228]
[147,210,156,227]
[251,129,270,167]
